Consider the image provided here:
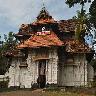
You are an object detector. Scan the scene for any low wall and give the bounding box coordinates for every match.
[0,75,9,81]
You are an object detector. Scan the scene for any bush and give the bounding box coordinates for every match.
[90,81,96,87]
[0,81,8,88]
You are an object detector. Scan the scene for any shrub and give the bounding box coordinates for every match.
[0,80,8,88]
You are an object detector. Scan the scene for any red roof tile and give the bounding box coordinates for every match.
[64,39,91,53]
[58,19,77,32]
[17,31,64,48]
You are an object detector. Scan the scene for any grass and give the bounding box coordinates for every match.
[0,88,34,93]
[0,89,95,96]
[42,87,95,96]
[0,87,95,96]
[42,91,94,96]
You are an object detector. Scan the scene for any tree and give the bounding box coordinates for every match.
[89,0,96,29]
[65,0,93,30]
[65,0,92,42]
[0,32,17,75]
[0,35,7,75]
[2,32,17,54]
[65,0,91,8]
[71,7,90,42]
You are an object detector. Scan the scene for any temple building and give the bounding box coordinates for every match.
[5,7,94,88]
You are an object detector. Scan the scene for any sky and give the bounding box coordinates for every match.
[0,0,92,39]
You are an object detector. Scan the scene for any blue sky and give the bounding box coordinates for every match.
[0,0,92,39]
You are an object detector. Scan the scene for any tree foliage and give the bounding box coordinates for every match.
[65,0,94,30]
[2,32,17,54]
[65,0,92,41]
[0,32,17,75]
[90,59,96,72]
[65,0,91,8]
[89,0,96,28]
[72,7,90,41]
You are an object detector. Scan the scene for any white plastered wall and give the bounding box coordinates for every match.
[8,48,58,88]
[58,54,88,86]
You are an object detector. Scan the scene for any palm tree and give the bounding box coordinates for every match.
[65,0,91,41]
[73,6,89,41]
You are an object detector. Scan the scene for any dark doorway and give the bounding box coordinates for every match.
[37,60,46,88]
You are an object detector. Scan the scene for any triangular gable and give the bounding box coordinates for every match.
[18,31,64,49]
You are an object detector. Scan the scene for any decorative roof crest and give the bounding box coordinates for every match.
[36,0,53,21]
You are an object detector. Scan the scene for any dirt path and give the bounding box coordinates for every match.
[0,89,43,96]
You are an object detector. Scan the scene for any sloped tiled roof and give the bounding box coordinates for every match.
[32,7,57,25]
[17,31,64,49]
[58,19,77,32]
[16,24,33,35]
[37,7,55,21]
[4,49,25,57]
[32,19,57,25]
[17,19,77,36]
[64,39,91,53]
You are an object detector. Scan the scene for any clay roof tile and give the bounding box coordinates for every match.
[17,31,64,48]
